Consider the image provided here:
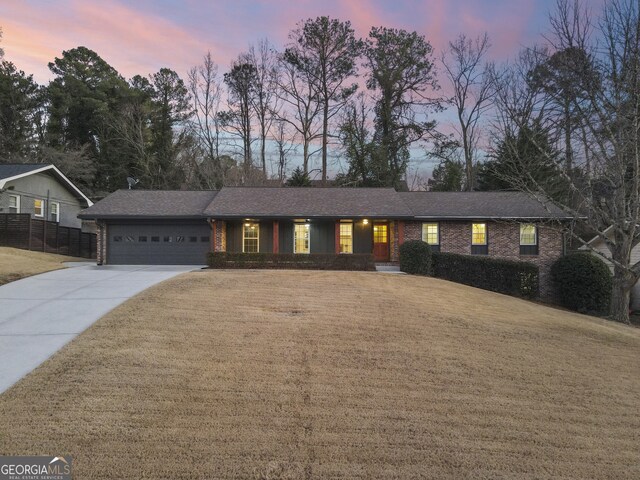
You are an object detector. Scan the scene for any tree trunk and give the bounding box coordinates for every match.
[261,126,266,176]
[322,98,329,186]
[303,140,309,175]
[564,101,572,174]
[610,273,631,324]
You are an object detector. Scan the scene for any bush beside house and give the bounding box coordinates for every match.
[551,253,612,315]
[399,240,433,275]
[399,241,539,299]
[432,253,539,299]
[208,252,376,271]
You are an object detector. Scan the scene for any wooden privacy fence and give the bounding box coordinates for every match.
[0,213,96,259]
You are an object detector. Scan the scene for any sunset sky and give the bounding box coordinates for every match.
[1,0,560,84]
[0,0,587,178]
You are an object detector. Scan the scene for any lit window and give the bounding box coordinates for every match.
[422,223,439,245]
[34,199,43,217]
[373,224,388,244]
[243,222,259,253]
[50,202,59,222]
[520,224,537,245]
[294,223,310,254]
[8,195,20,213]
[472,223,487,245]
[339,222,353,254]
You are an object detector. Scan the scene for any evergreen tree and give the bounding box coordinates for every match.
[365,27,440,188]
[286,166,311,186]
[428,159,464,191]
[0,61,42,160]
[476,121,566,199]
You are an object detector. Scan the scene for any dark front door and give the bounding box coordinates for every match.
[372,222,389,261]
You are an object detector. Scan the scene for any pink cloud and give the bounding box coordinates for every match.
[0,0,228,82]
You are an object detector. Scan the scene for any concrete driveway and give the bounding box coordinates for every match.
[0,264,200,394]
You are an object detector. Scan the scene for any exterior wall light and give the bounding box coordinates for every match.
[363,219,369,225]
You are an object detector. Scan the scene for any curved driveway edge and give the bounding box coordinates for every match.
[0,264,200,394]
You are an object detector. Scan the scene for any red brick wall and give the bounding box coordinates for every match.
[403,220,563,299]
[96,221,107,264]
[214,220,226,252]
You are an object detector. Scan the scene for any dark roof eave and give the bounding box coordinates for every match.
[412,215,573,220]
[207,214,415,220]
[78,214,208,220]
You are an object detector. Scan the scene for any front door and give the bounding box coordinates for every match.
[373,222,389,261]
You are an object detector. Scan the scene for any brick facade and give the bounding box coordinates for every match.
[403,220,564,299]
[96,221,107,265]
[390,221,400,262]
[214,220,226,252]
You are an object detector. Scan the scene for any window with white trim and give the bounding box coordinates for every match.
[50,202,60,222]
[422,222,439,245]
[34,199,44,217]
[8,195,20,213]
[339,222,353,254]
[243,222,259,253]
[294,223,310,254]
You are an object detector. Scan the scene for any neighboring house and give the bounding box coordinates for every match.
[79,187,569,296]
[583,229,640,310]
[0,164,93,229]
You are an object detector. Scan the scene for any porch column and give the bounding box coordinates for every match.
[398,220,405,246]
[273,220,279,253]
[211,220,217,252]
[335,220,341,254]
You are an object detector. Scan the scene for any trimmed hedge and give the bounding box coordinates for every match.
[432,252,539,299]
[208,252,376,271]
[550,253,612,315]
[399,240,433,275]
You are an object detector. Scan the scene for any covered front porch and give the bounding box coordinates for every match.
[209,218,404,262]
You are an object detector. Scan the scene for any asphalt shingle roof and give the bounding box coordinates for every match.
[78,190,218,218]
[78,187,570,220]
[204,187,413,218]
[0,163,49,180]
[399,191,569,219]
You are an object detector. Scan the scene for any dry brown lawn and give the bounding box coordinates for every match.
[0,246,86,285]
[0,270,639,479]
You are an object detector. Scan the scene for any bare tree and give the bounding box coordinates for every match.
[274,57,322,174]
[246,39,280,176]
[271,117,297,184]
[188,52,224,187]
[285,17,362,184]
[492,0,640,324]
[441,33,495,190]
[221,57,257,181]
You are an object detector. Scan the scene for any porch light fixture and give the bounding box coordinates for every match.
[363,219,369,225]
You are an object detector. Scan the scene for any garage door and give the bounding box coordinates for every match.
[108,222,211,265]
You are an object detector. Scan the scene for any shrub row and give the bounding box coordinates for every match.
[550,252,612,315]
[207,252,376,271]
[432,252,539,299]
[399,241,539,299]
